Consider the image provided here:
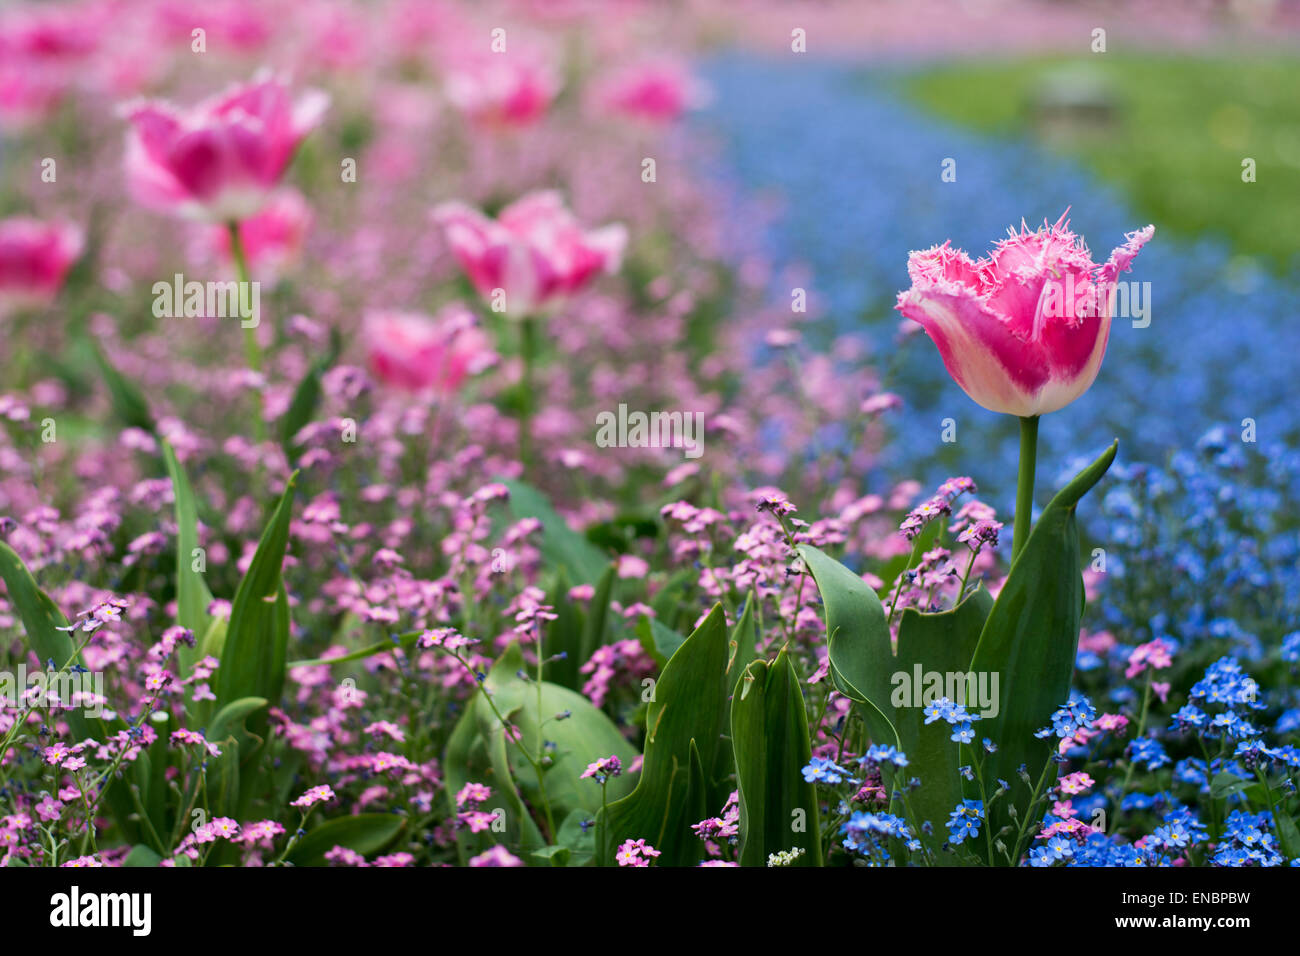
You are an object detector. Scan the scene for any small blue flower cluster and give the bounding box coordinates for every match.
[923,696,981,744]
[1034,691,1096,740]
[801,756,853,785]
[945,799,984,846]
[841,812,920,863]
[1074,430,1300,688]
[1211,810,1288,867]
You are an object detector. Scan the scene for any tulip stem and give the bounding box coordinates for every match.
[227,221,268,448]
[519,315,538,477]
[1011,415,1039,565]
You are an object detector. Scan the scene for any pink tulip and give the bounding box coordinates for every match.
[896,213,1153,417]
[594,59,708,124]
[442,51,558,128]
[432,191,627,317]
[0,3,97,129]
[151,0,272,54]
[364,306,496,394]
[0,5,99,61]
[206,188,312,280]
[121,74,328,222]
[0,217,83,315]
[0,63,65,128]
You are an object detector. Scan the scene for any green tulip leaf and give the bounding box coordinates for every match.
[731,649,822,867]
[597,604,732,866]
[498,479,607,586]
[287,813,406,866]
[895,586,995,859]
[797,545,900,750]
[162,441,214,677]
[967,440,1117,853]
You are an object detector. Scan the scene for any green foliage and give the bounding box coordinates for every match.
[967,441,1117,850]
[798,441,1116,863]
[212,474,298,816]
[287,813,406,866]
[162,441,214,677]
[444,644,638,863]
[895,587,994,858]
[0,543,137,840]
[214,475,298,714]
[797,545,900,751]
[596,604,732,866]
[280,327,341,464]
[731,649,821,866]
[88,341,155,433]
[635,614,686,669]
[499,478,608,586]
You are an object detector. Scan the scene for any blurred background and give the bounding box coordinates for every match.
[687,0,1300,492]
[2,0,1299,510]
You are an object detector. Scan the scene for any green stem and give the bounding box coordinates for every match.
[886,537,921,626]
[1107,669,1153,835]
[519,316,538,476]
[1011,415,1039,564]
[957,546,978,599]
[227,221,267,445]
[1009,756,1057,864]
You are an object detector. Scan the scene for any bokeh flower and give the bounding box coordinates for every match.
[363,305,495,394]
[433,191,626,317]
[121,72,328,222]
[0,217,82,315]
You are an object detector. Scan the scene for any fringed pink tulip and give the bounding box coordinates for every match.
[432,191,627,317]
[896,214,1154,417]
[364,306,496,394]
[0,217,83,315]
[121,73,328,222]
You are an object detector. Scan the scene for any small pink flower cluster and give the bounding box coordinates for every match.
[615,838,661,867]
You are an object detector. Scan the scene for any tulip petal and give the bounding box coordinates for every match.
[897,288,1049,417]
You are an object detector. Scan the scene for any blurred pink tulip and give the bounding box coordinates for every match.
[0,3,97,128]
[433,191,627,317]
[206,188,313,280]
[121,74,328,223]
[442,50,558,128]
[151,0,272,53]
[896,214,1153,417]
[364,306,496,393]
[0,64,65,128]
[0,5,99,61]
[0,217,83,315]
[594,59,708,124]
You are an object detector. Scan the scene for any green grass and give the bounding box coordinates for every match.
[905,54,1300,269]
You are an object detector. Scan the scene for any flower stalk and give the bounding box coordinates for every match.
[227,221,267,446]
[1011,415,1038,564]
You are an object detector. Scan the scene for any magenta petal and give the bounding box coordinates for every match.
[167,128,233,203]
[1100,224,1156,287]
[123,103,182,164]
[906,242,984,293]
[897,287,1049,416]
